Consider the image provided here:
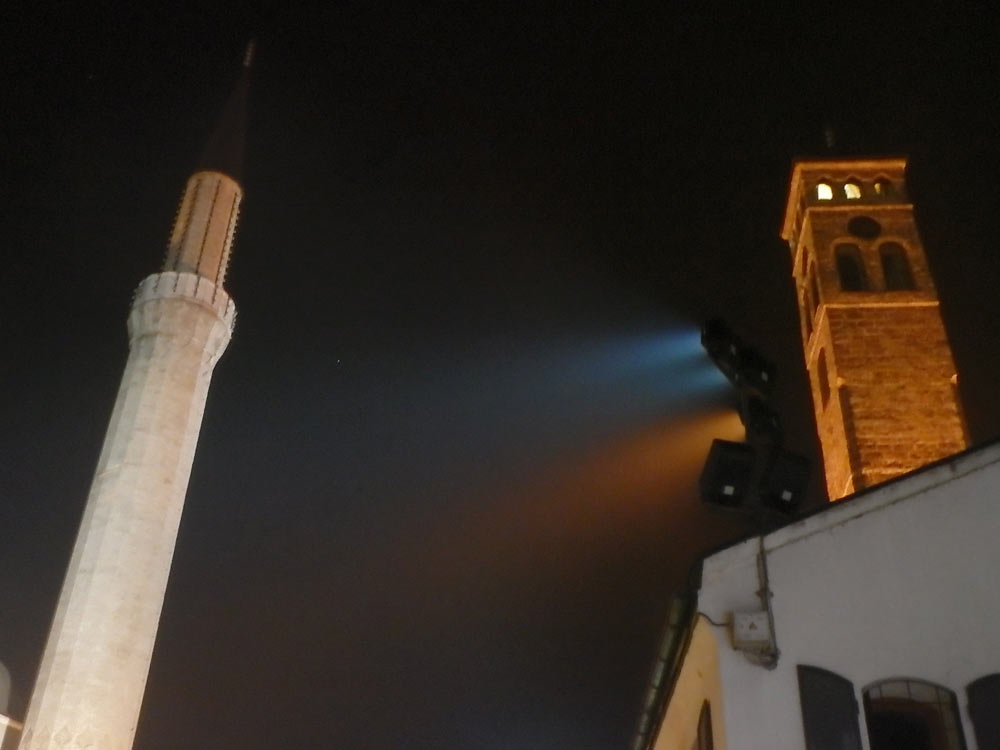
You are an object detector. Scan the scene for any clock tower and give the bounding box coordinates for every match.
[781,158,967,500]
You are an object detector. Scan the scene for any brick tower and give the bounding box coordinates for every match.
[781,158,967,500]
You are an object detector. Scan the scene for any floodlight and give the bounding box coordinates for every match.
[702,319,774,397]
[701,318,737,359]
[700,439,757,508]
[759,449,810,513]
[701,318,741,382]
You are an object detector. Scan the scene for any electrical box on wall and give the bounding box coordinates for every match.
[732,611,772,652]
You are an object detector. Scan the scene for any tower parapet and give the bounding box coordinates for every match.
[781,158,967,500]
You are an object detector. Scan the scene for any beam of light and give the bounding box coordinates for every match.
[519,408,747,523]
[559,328,713,384]
[516,326,736,422]
[387,408,749,600]
[296,322,746,507]
[286,319,753,589]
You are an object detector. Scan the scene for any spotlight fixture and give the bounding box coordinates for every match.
[701,318,738,361]
[759,449,810,513]
[700,318,741,384]
[701,318,775,398]
[699,317,809,518]
[700,439,756,508]
[734,347,775,398]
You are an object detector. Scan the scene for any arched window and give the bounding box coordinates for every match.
[817,182,833,200]
[863,679,965,750]
[802,291,813,339]
[695,700,714,750]
[880,242,915,290]
[844,181,862,199]
[809,269,821,317]
[835,244,868,291]
[817,349,830,409]
[798,666,862,750]
[968,674,1000,749]
[874,178,893,197]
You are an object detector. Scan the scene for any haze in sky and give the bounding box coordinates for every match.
[3,4,1000,748]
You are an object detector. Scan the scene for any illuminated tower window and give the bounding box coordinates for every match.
[817,182,833,200]
[844,181,862,199]
[835,244,867,291]
[880,242,915,290]
[874,178,893,196]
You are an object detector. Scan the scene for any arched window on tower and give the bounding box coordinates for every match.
[809,268,821,317]
[835,244,868,291]
[968,674,1000,749]
[817,349,831,409]
[802,291,813,340]
[844,181,862,199]
[874,178,893,197]
[880,242,915,290]
[863,679,965,750]
[817,182,833,200]
[798,666,863,750]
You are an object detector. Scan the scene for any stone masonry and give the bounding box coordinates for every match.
[18,49,247,743]
[781,159,967,500]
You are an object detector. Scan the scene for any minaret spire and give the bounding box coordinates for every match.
[165,47,251,287]
[20,53,250,750]
[243,39,255,68]
[198,43,251,182]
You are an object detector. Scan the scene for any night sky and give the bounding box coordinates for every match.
[4,5,1000,749]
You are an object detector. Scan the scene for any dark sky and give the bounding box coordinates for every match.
[3,4,1000,748]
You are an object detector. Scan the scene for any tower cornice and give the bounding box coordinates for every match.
[782,158,909,242]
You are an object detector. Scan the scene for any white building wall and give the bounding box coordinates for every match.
[650,619,726,750]
[685,441,1000,750]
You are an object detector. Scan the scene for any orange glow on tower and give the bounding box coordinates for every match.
[781,159,967,500]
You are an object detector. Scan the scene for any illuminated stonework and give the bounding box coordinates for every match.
[781,159,967,500]
[19,270,235,750]
[19,51,249,750]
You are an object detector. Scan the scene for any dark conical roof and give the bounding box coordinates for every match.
[199,43,252,182]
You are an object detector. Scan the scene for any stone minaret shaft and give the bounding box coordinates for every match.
[20,56,248,750]
[781,158,967,501]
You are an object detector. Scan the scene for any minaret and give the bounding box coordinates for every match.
[20,49,251,750]
[781,158,967,500]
